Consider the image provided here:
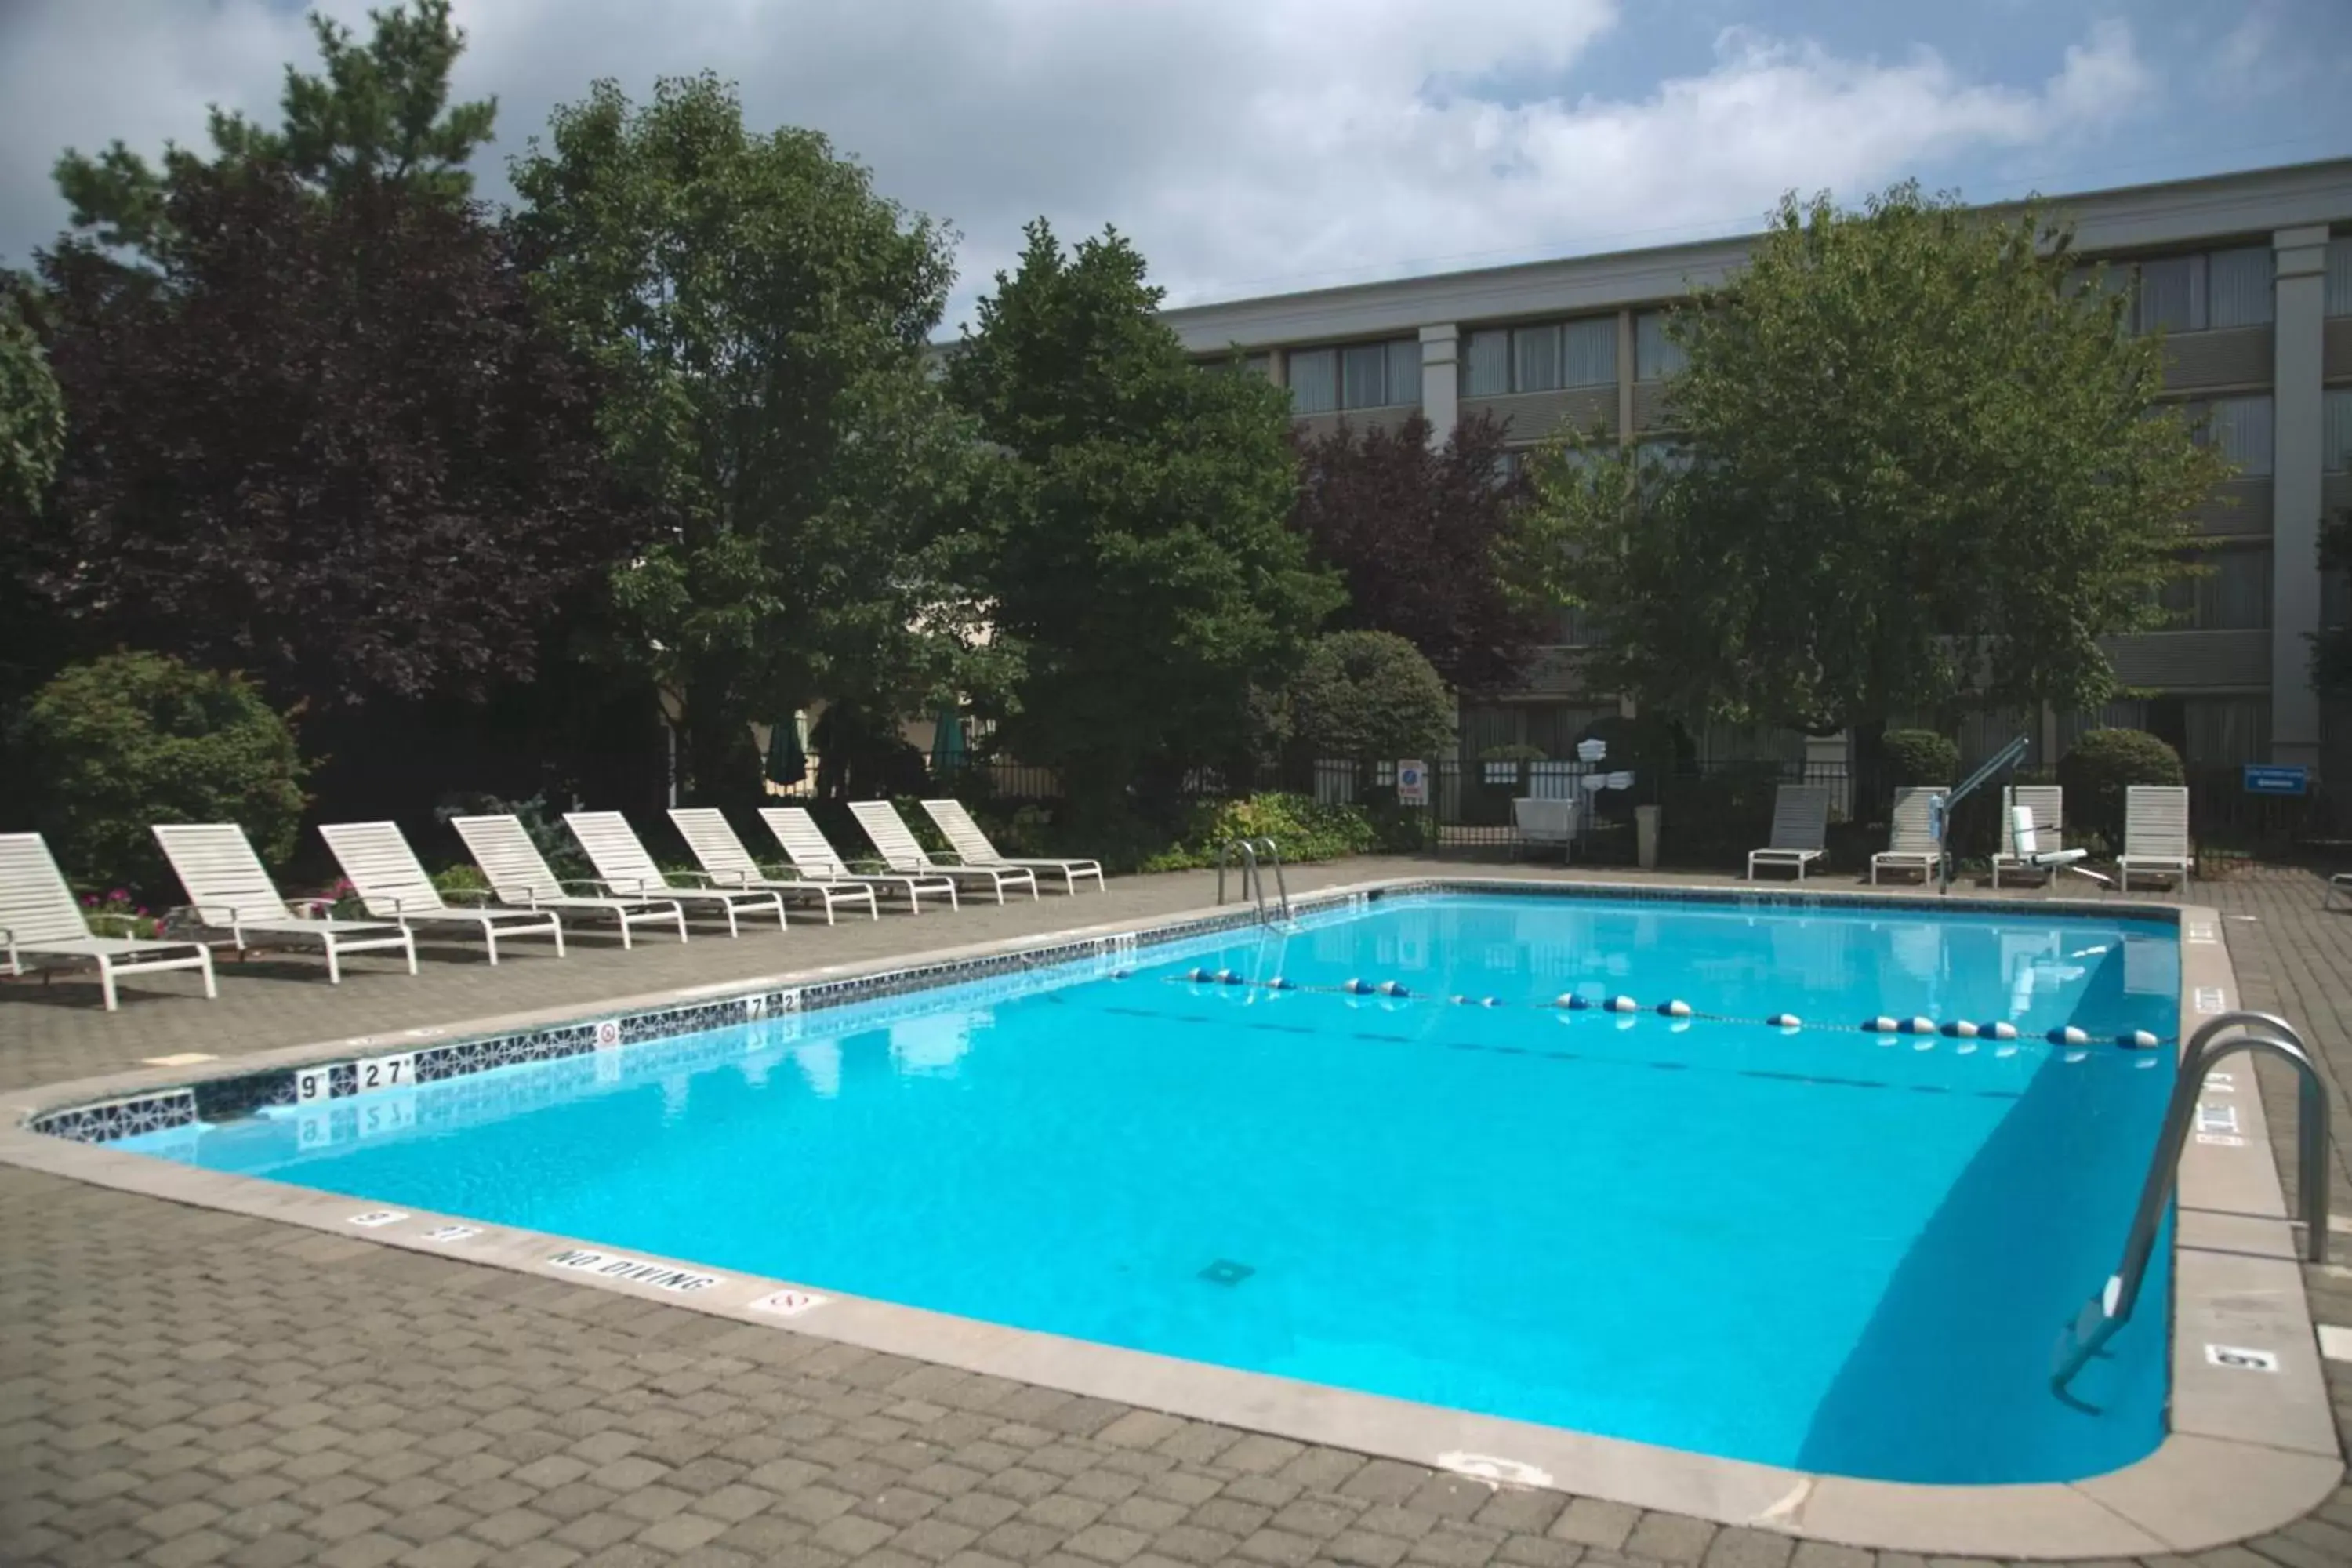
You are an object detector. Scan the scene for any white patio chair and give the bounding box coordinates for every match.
[1746,786,1829,880]
[318,821,566,964]
[0,832,217,1011]
[849,801,1039,904]
[1870,786,1947,885]
[1991,786,2065,888]
[920,798,1104,894]
[449,815,689,948]
[2118,786,2192,891]
[755,807,960,912]
[154,822,416,983]
[1510,797,1577,863]
[669,808,878,924]
[561,812,785,937]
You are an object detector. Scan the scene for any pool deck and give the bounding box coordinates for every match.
[3,855,2349,1567]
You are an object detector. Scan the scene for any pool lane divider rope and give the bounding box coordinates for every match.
[1142,967,2172,1051]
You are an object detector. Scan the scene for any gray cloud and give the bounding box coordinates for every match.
[1,1,2163,332]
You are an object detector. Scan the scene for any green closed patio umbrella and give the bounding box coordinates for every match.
[765,714,807,787]
[933,708,966,775]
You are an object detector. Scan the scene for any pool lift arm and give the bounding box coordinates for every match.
[1929,734,2111,895]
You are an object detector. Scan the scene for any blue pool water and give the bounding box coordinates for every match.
[122,893,2180,1483]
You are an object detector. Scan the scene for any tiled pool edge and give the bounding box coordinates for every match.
[0,877,2338,1558]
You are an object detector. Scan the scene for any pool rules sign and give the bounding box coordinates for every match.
[1396,760,1429,806]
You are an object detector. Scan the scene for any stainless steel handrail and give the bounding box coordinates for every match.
[1216,839,1291,924]
[1250,837,1293,924]
[1217,839,1268,922]
[2051,1011,2331,1395]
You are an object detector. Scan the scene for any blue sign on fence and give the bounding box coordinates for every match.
[2242,764,2309,797]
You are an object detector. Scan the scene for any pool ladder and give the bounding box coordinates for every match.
[2050,1011,2331,1397]
[1217,837,1293,926]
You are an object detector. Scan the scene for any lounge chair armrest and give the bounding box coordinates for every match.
[846,858,891,873]
[702,869,753,887]
[286,898,340,919]
[664,868,717,887]
[488,884,547,907]
[556,879,612,895]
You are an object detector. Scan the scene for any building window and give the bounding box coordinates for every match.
[1289,339,1419,413]
[2205,247,2273,328]
[2180,697,2269,768]
[1461,317,1614,397]
[2161,546,2271,630]
[1553,604,1609,647]
[1634,310,1685,379]
[1638,439,1694,475]
[2129,247,2274,335]
[2325,388,2352,473]
[2193,394,2273,476]
[2327,238,2352,318]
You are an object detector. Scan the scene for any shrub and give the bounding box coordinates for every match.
[1881,728,1960,789]
[431,864,490,898]
[1288,631,1455,760]
[14,652,308,899]
[2058,728,2185,849]
[434,791,588,881]
[1138,793,1377,873]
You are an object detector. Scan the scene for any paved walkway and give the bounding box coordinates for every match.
[3,857,2350,1567]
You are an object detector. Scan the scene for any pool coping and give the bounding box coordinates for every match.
[0,875,2339,1557]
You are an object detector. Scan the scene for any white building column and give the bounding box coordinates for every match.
[1419,324,1458,448]
[2271,226,2328,769]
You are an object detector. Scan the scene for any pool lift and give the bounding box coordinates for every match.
[1926,735,2111,895]
[2050,1011,2330,1399]
[1217,837,1295,928]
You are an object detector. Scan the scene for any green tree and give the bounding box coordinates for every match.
[510,74,985,806]
[949,222,1342,822]
[1526,183,2228,747]
[0,289,63,513]
[1287,631,1456,760]
[52,0,495,262]
[13,652,309,899]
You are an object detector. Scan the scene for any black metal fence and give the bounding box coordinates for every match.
[923,750,2342,869]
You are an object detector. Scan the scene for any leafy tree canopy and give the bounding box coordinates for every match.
[0,289,63,513]
[8,163,626,711]
[1287,630,1457,760]
[1291,412,1549,691]
[948,221,1343,818]
[51,0,495,263]
[1524,182,2229,738]
[509,73,988,806]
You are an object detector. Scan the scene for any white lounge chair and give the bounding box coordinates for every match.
[756,807,960,913]
[1746,786,1829,880]
[1991,786,2065,888]
[562,811,785,937]
[154,822,416,983]
[920,798,1104,894]
[1510,797,1577,862]
[850,801,1039,904]
[449,815,689,948]
[2118,786,2193,891]
[669,808,879,924]
[1,832,218,1011]
[1870,786,1947,885]
[2328,872,2352,912]
[319,821,567,964]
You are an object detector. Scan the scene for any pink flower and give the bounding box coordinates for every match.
[109,888,128,902]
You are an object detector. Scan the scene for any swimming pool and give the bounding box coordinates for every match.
[114,890,2180,1486]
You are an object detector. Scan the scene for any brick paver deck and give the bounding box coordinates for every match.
[4,856,2349,1566]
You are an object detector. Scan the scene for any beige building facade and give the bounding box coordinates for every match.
[1163,158,2352,776]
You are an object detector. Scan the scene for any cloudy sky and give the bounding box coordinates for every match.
[2,0,2347,334]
